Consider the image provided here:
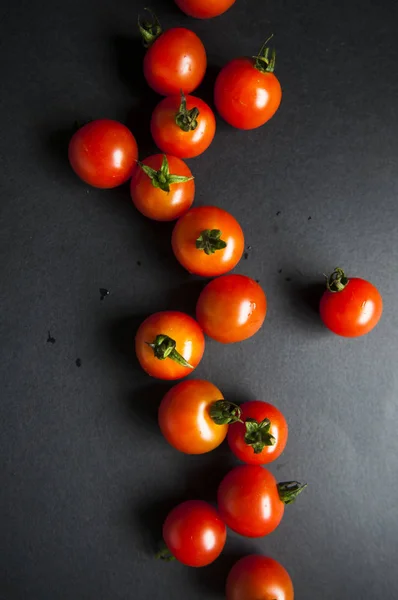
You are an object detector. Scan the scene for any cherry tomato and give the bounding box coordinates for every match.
[130,154,194,221]
[226,555,294,600]
[159,379,243,454]
[135,311,205,380]
[214,38,282,130]
[162,500,226,567]
[151,92,216,159]
[320,267,383,337]
[139,11,206,96]
[217,465,306,537]
[172,206,245,277]
[227,401,288,465]
[175,0,236,19]
[68,120,138,188]
[196,275,267,343]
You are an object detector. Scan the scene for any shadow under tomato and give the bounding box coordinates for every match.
[286,280,327,332]
[165,279,208,316]
[190,548,253,596]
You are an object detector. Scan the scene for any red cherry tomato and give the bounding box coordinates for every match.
[68,119,138,188]
[130,154,194,221]
[226,555,294,600]
[227,401,288,465]
[172,206,245,277]
[162,500,226,567]
[151,92,216,159]
[196,275,267,343]
[320,267,383,337]
[139,11,206,96]
[158,379,230,454]
[135,311,205,380]
[214,38,282,130]
[217,465,306,537]
[175,0,236,19]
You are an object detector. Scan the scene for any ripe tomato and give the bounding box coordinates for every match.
[175,0,236,19]
[226,555,294,600]
[130,154,194,221]
[217,465,306,537]
[158,379,242,454]
[139,11,206,96]
[214,38,282,130]
[151,92,216,159]
[196,275,267,343]
[320,267,383,337]
[162,500,226,567]
[227,401,288,465]
[68,119,138,188]
[172,206,245,277]
[135,311,205,380]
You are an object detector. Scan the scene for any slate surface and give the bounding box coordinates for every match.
[1,0,398,598]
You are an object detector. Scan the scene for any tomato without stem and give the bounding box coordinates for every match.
[159,380,226,454]
[139,11,206,96]
[151,92,216,159]
[214,37,282,130]
[162,500,226,567]
[320,267,383,337]
[172,206,244,276]
[130,154,195,221]
[68,119,138,188]
[175,0,236,19]
[135,311,205,380]
[217,465,306,537]
[226,555,294,600]
[196,274,267,343]
[227,401,288,465]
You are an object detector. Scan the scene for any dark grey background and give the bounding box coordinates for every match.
[1,0,398,598]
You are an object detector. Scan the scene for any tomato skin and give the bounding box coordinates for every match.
[163,500,227,567]
[320,277,383,337]
[217,465,284,537]
[226,555,294,600]
[68,120,138,188]
[144,28,206,96]
[175,0,236,19]
[196,275,267,343]
[151,95,216,159]
[159,379,228,454]
[172,207,244,276]
[227,401,288,465]
[130,154,195,221]
[214,58,282,129]
[135,311,205,380]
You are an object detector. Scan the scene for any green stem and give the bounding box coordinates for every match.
[138,155,193,193]
[209,400,243,425]
[244,418,276,454]
[325,267,349,293]
[253,34,276,73]
[277,481,307,505]
[155,543,176,562]
[146,334,193,369]
[138,8,162,48]
[175,91,199,132]
[196,230,227,255]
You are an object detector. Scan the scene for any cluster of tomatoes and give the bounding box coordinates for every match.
[67,1,384,598]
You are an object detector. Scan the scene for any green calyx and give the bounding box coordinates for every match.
[155,543,175,562]
[244,418,276,454]
[138,155,193,193]
[175,91,199,132]
[325,267,349,293]
[138,8,162,48]
[277,481,308,505]
[209,400,243,425]
[253,34,276,73]
[196,230,227,255]
[146,334,193,369]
